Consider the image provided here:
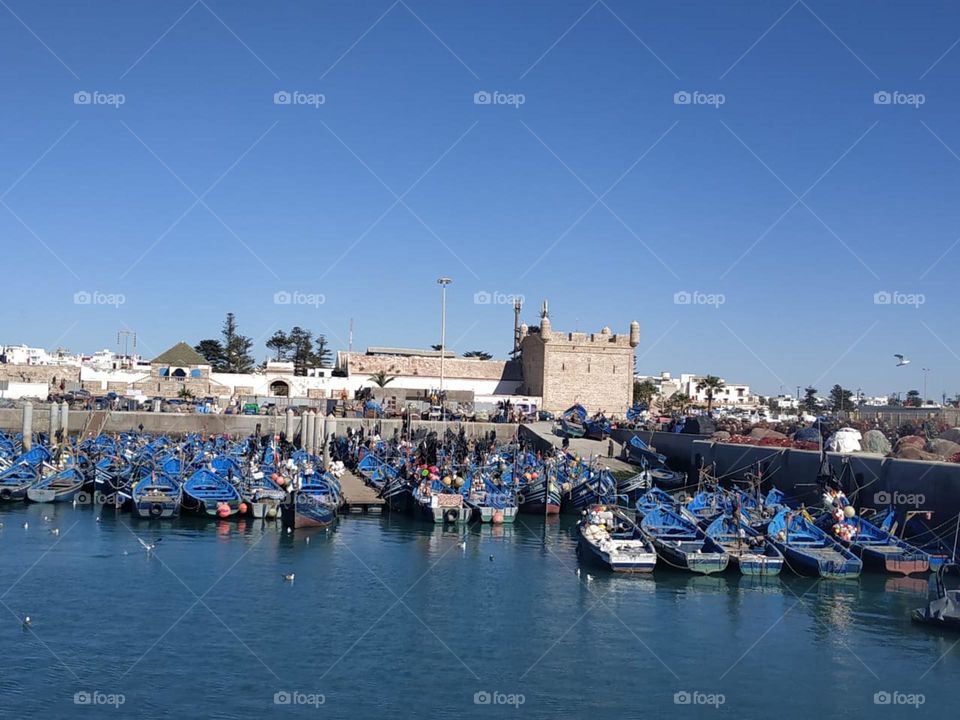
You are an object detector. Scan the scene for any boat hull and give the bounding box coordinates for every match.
[282,492,337,529]
[653,540,728,574]
[577,537,656,573]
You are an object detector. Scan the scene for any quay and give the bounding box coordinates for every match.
[339,470,385,514]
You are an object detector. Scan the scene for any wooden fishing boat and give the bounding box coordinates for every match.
[816,512,929,575]
[634,487,677,520]
[517,465,561,515]
[616,470,651,507]
[27,467,84,503]
[624,436,685,490]
[682,489,730,527]
[557,404,587,438]
[132,473,182,519]
[411,480,469,523]
[583,414,611,441]
[462,474,518,523]
[912,564,960,630]
[640,507,728,574]
[705,514,783,576]
[182,468,241,517]
[868,508,950,571]
[240,470,286,519]
[281,473,339,529]
[577,504,656,573]
[767,509,861,579]
[560,467,618,515]
[0,446,50,502]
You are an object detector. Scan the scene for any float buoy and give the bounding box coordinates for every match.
[492,511,504,524]
[216,503,231,518]
[238,502,248,515]
[149,503,163,518]
[443,508,459,523]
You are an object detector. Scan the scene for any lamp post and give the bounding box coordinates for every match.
[437,277,452,422]
[922,368,931,406]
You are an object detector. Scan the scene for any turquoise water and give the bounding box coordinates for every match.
[0,501,955,719]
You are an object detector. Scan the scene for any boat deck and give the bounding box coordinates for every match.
[340,470,385,514]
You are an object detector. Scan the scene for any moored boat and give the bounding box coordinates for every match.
[817,511,929,575]
[27,466,84,503]
[705,514,783,576]
[912,563,960,629]
[640,507,728,574]
[767,509,861,579]
[182,468,241,517]
[577,504,656,573]
[282,473,339,529]
[132,472,182,519]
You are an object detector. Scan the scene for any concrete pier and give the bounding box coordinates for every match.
[339,470,384,514]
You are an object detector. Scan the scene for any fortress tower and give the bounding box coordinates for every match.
[518,301,640,414]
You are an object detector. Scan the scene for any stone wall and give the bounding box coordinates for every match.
[0,364,80,384]
[344,353,521,381]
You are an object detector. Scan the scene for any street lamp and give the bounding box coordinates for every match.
[922,368,931,406]
[437,277,452,422]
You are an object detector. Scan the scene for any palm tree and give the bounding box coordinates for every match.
[462,350,492,360]
[669,392,691,414]
[696,375,725,412]
[177,387,195,400]
[368,371,396,388]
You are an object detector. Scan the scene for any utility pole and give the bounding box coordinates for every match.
[437,277,452,422]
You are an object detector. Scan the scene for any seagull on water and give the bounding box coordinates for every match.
[22,616,31,629]
[895,354,910,367]
[282,573,295,582]
[458,540,466,551]
[22,522,28,530]
[49,528,59,537]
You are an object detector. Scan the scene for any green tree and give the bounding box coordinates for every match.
[633,379,656,406]
[288,326,316,376]
[696,375,726,412]
[829,384,854,412]
[669,392,691,413]
[462,350,492,360]
[177,386,195,400]
[906,390,922,407]
[803,386,820,413]
[314,334,332,368]
[194,339,226,371]
[221,313,254,373]
[266,330,292,361]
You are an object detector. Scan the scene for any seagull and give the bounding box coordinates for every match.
[22,522,28,530]
[895,354,910,367]
[137,537,162,553]
[22,616,31,629]
[489,554,494,562]
[49,528,59,537]
[458,540,466,551]
[95,516,101,523]
[282,573,295,582]
[576,567,581,578]
[42,516,50,523]
[305,537,310,544]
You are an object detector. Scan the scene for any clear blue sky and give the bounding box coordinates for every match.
[2,0,959,399]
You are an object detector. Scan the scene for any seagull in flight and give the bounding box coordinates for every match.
[894,354,910,367]
[137,537,162,554]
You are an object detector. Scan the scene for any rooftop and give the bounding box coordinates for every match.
[151,342,208,366]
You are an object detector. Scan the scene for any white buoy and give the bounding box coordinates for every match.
[22,522,28,530]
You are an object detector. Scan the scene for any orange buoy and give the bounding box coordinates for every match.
[271,473,281,482]
[492,511,504,524]
[274,475,287,487]
[238,502,248,515]
[216,503,231,518]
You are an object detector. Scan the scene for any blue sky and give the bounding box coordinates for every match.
[2,0,959,398]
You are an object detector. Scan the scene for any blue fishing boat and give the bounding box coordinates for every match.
[411,479,469,523]
[767,510,862,579]
[634,487,677,520]
[560,466,618,514]
[0,446,51,502]
[557,404,587,438]
[182,468,241,517]
[705,514,783,576]
[132,472,182,519]
[462,473,518,523]
[27,466,84,503]
[816,512,929,575]
[640,507,728,574]
[516,462,561,515]
[583,413,611,441]
[624,436,686,490]
[682,489,731,527]
[616,470,651,507]
[283,472,340,529]
[870,508,950,571]
[94,455,133,508]
[577,504,657,573]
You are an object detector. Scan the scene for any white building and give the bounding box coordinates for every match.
[0,345,81,366]
[636,371,757,408]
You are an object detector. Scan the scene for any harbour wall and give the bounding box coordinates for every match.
[614,428,960,525]
[0,407,519,442]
